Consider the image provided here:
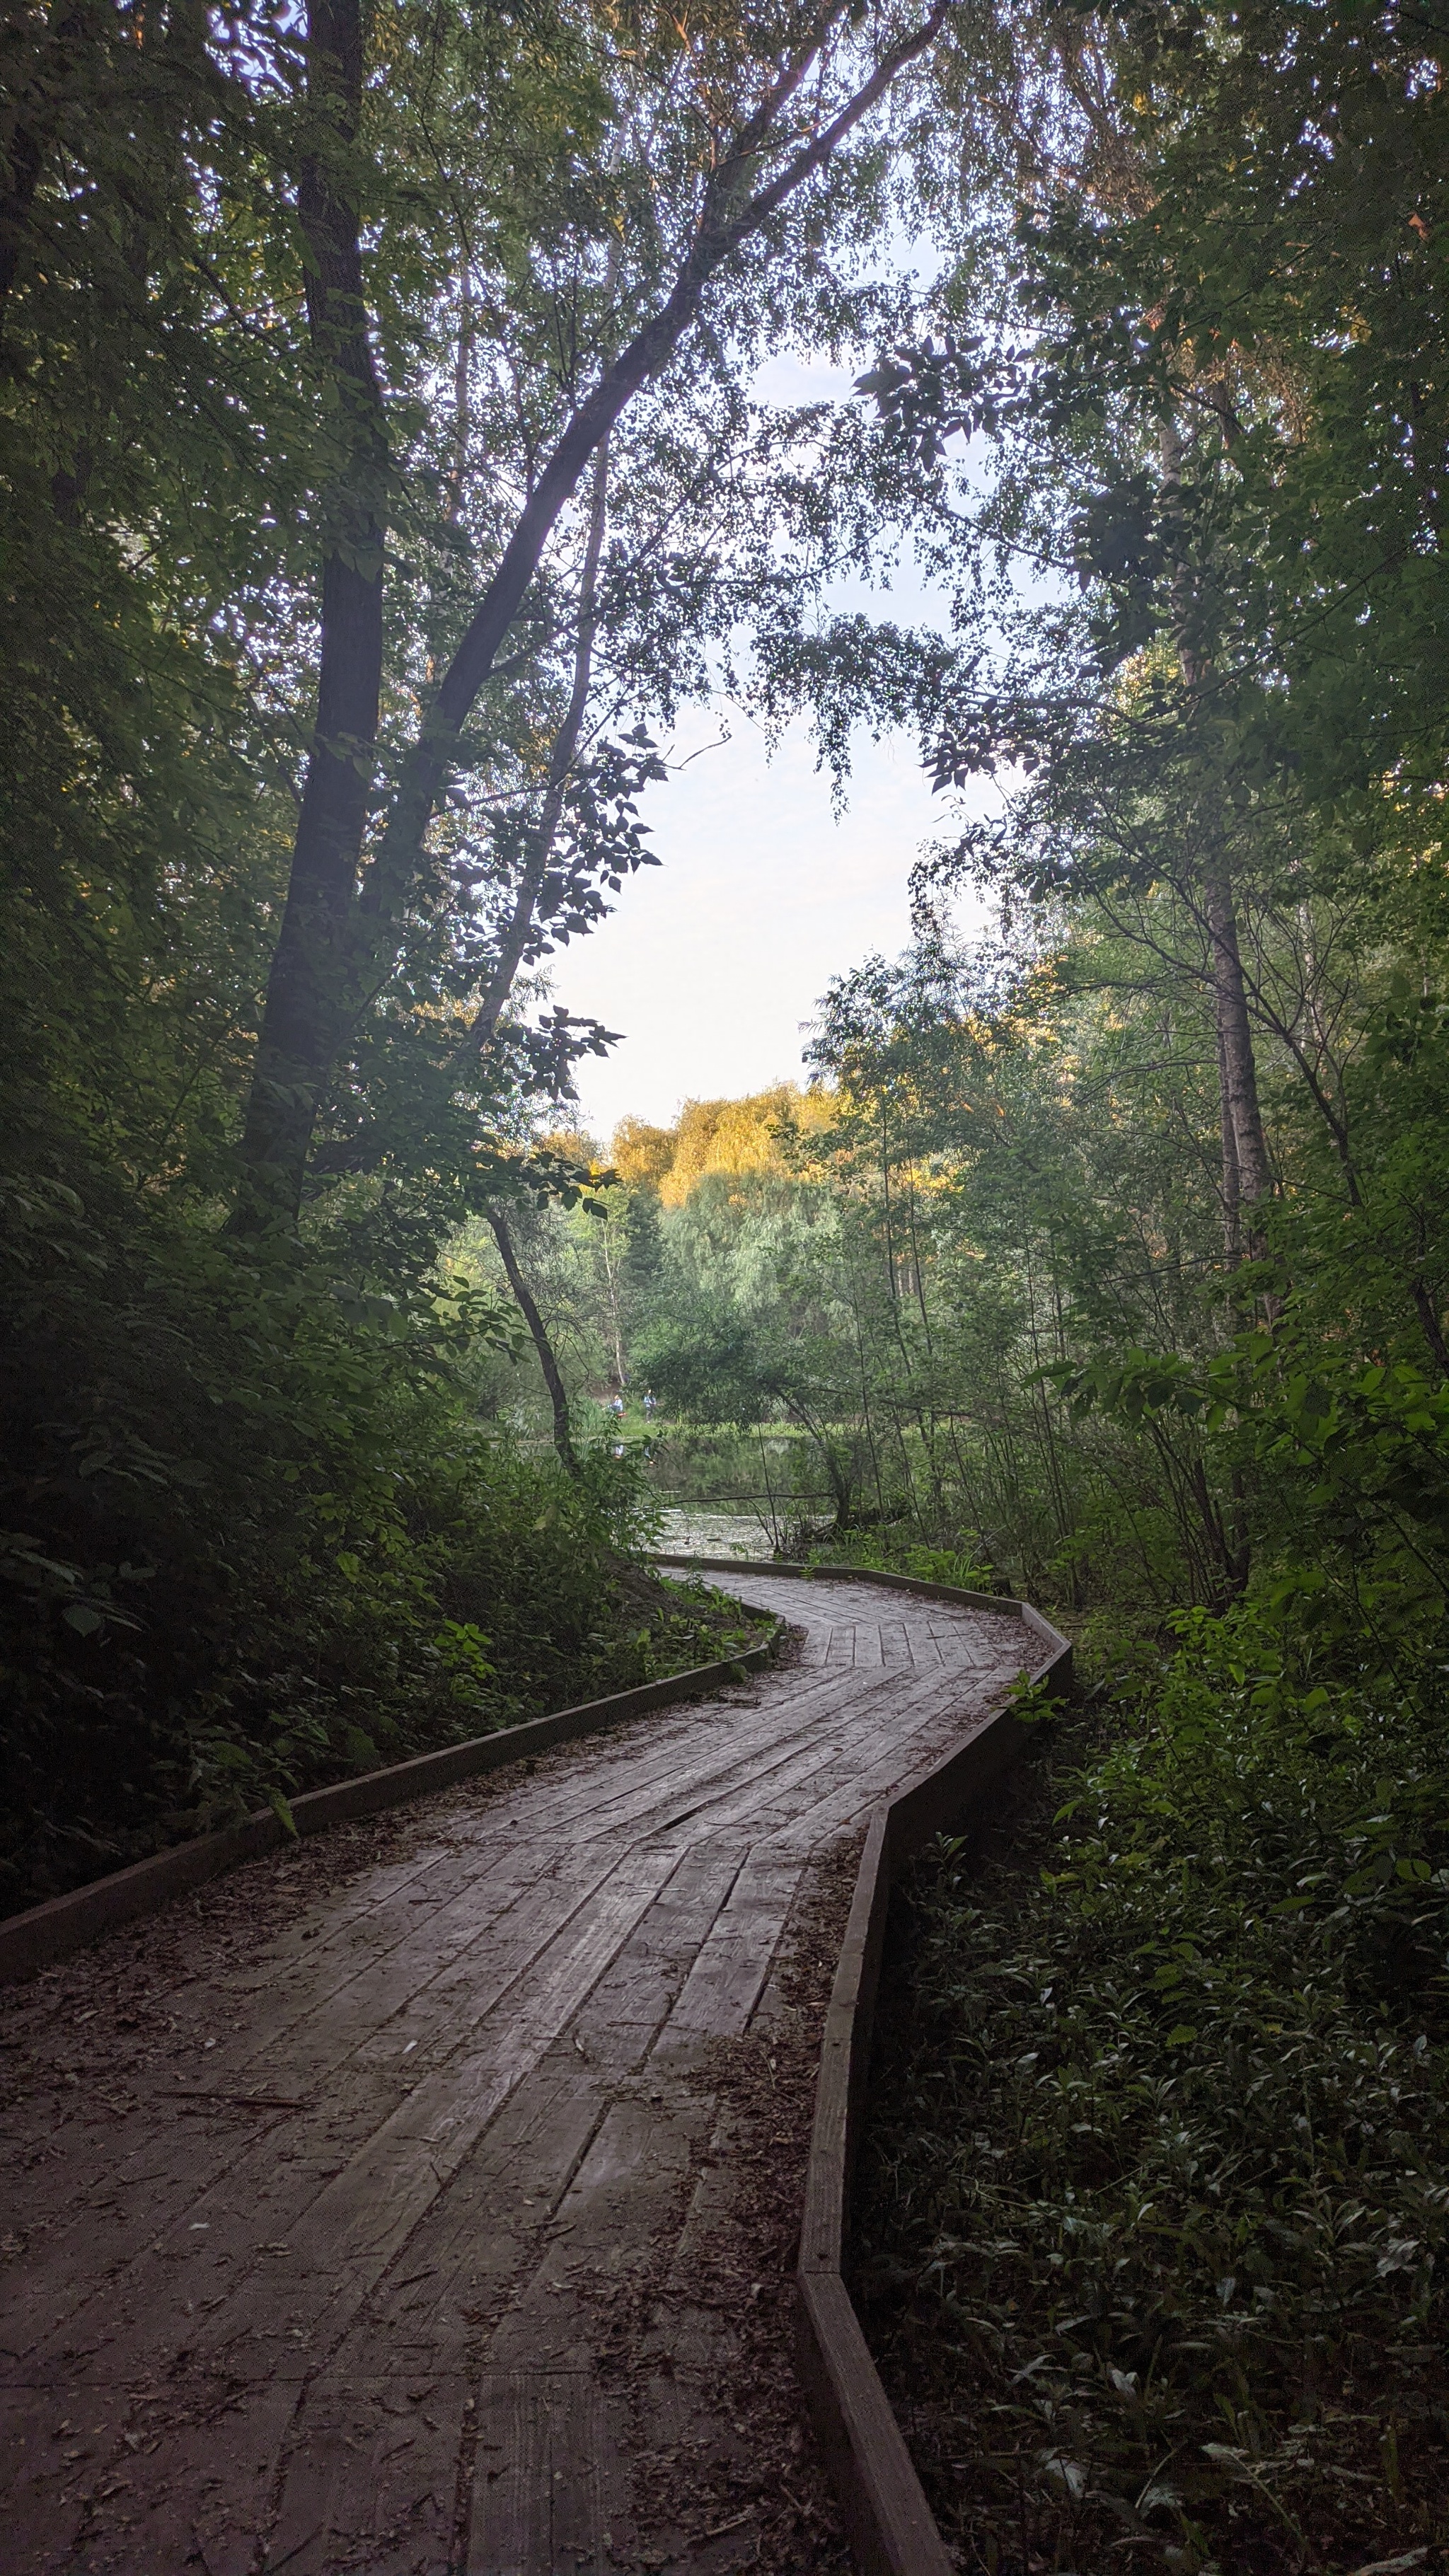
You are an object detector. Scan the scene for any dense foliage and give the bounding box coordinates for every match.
[843,6,1449,2565]
[859,1612,1449,2571]
[456,4,1449,2563]
[0,0,943,1909]
[0,1150,768,1908]
[6,0,1449,2555]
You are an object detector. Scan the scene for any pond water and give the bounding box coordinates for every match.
[655,1506,774,1561]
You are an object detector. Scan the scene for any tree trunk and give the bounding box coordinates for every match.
[599,1220,627,1394]
[1201,852,1274,1247]
[781,1396,855,1528]
[1214,1012,1244,1262]
[1159,420,1275,1268]
[224,0,952,1223]
[485,1207,579,1476]
[356,10,949,940]
[1412,1276,1449,1380]
[461,437,610,1056]
[230,0,386,1230]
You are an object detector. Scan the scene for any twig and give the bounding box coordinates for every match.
[170,2091,308,2112]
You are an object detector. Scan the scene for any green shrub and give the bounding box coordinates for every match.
[857,1602,1449,2573]
[809,1523,1000,1593]
[0,1160,761,1914]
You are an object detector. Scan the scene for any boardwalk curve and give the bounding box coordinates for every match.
[1,1571,1034,2575]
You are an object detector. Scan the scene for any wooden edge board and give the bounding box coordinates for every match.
[795,1607,1073,2575]
[652,1552,1024,1616]
[797,2272,956,2576]
[0,1622,783,1986]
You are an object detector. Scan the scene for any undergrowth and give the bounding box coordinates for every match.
[804,1524,1003,1595]
[855,1602,1449,2575]
[0,1162,765,1917]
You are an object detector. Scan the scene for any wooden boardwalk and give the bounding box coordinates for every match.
[0,1573,1028,2575]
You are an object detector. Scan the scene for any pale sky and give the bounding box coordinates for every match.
[544,342,990,1144]
[545,700,966,1140]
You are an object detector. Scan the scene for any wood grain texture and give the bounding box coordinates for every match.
[0,1631,783,1987]
[0,1571,1046,2575]
[795,1583,1073,2576]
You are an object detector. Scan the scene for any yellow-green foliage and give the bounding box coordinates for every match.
[611,1084,836,1206]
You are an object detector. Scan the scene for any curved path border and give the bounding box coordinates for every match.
[659,1556,1073,2576]
[0,1627,781,1986]
[1,1559,1066,2575]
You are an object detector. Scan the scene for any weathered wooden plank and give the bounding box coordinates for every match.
[793,1587,1073,2576]
[227,1843,589,2084]
[467,2369,632,2575]
[182,1850,692,2378]
[667,1850,806,2036]
[797,2272,954,2576]
[565,1837,751,2041]
[0,2370,301,2576]
[1,1566,1066,2576]
[323,2054,613,2374]
[0,2385,94,2572]
[262,2372,468,2576]
[0,1635,783,1988]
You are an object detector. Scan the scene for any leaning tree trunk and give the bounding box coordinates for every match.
[1211,990,1244,1266]
[485,1208,579,1477]
[460,437,610,1058]
[225,0,952,1226]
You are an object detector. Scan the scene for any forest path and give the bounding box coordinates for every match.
[0,1573,1028,2576]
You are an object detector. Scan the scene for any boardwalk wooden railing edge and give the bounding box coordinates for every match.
[652,1549,1011,1615]
[659,1554,1073,2576]
[653,1549,1066,1653]
[0,1619,782,1986]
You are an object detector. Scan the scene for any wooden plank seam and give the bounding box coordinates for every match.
[0,1624,782,1985]
[787,1573,1073,2576]
[1,1558,1067,2576]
